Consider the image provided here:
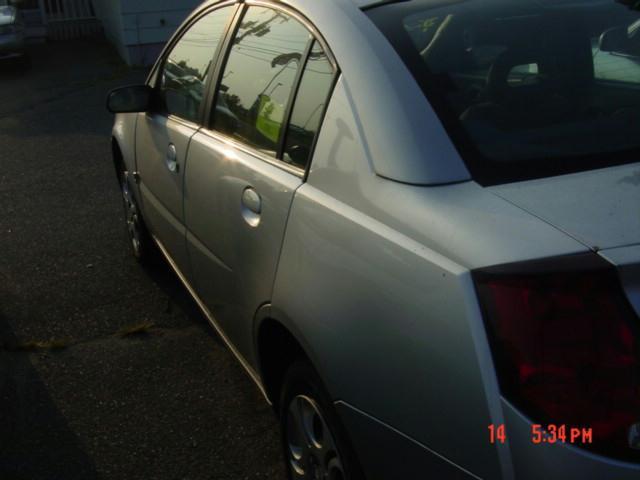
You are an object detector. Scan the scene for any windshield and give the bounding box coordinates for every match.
[367,0,640,184]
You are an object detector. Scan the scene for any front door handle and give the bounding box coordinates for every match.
[165,143,178,173]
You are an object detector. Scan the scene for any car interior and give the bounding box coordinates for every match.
[411,7,640,162]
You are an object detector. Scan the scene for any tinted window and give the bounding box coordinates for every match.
[367,0,640,184]
[283,42,335,169]
[159,6,233,123]
[212,6,312,157]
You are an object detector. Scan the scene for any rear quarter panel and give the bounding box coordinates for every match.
[270,74,590,478]
[271,77,505,479]
[271,184,504,479]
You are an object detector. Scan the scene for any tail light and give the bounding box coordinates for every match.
[474,253,640,461]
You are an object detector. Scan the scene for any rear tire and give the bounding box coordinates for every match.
[279,360,364,480]
[119,170,158,265]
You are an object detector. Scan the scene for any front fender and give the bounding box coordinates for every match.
[111,112,138,174]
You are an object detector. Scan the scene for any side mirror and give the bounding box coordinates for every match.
[599,26,630,53]
[106,85,153,113]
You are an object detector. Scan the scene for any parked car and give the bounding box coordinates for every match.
[107,0,640,478]
[0,3,28,67]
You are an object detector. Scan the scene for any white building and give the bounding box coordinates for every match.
[11,0,202,65]
[92,0,202,65]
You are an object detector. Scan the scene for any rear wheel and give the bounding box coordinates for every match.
[280,360,364,480]
[120,170,157,264]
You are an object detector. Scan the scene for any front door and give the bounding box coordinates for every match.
[135,4,236,274]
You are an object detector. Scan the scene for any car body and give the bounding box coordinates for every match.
[107,0,640,478]
[0,5,25,62]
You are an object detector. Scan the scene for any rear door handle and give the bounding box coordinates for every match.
[166,143,178,173]
[241,187,261,213]
[241,187,261,227]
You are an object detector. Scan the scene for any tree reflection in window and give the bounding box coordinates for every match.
[283,42,335,169]
[213,6,312,157]
[160,6,233,123]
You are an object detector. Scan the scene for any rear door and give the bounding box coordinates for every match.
[135,4,236,274]
[184,4,337,365]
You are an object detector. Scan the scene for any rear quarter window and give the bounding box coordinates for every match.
[282,41,336,170]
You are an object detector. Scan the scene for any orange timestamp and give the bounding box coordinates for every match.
[488,424,593,444]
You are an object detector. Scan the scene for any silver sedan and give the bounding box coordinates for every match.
[107,0,640,478]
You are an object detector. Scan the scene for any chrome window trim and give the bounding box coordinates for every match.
[165,113,201,131]
[245,0,339,72]
[145,0,239,87]
[302,68,341,182]
[152,233,271,403]
[277,37,315,161]
[141,112,201,134]
[205,0,339,177]
[199,128,306,178]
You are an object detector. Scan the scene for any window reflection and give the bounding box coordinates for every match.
[213,7,312,157]
[283,42,335,169]
[160,7,232,123]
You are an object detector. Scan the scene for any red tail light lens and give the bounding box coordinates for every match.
[474,254,640,461]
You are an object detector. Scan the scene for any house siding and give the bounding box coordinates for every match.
[94,0,203,65]
[92,0,128,62]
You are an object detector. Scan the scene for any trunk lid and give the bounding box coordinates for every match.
[489,163,640,250]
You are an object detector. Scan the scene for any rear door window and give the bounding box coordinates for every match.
[211,6,312,157]
[282,41,336,169]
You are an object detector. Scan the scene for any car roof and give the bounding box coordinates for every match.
[194,0,470,185]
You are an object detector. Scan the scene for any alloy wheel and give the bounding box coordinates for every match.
[286,394,346,480]
[121,173,142,258]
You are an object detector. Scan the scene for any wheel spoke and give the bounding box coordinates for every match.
[120,174,143,257]
[316,410,334,455]
[288,397,309,448]
[286,395,345,480]
[289,458,306,478]
[300,398,320,449]
[327,456,346,480]
[303,397,337,463]
[287,397,311,477]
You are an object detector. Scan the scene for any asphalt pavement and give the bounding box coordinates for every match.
[0,41,285,480]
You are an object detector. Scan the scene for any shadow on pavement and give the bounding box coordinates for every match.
[0,40,146,139]
[139,256,225,347]
[0,311,98,480]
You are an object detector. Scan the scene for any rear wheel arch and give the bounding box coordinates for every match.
[258,320,367,479]
[256,317,311,412]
